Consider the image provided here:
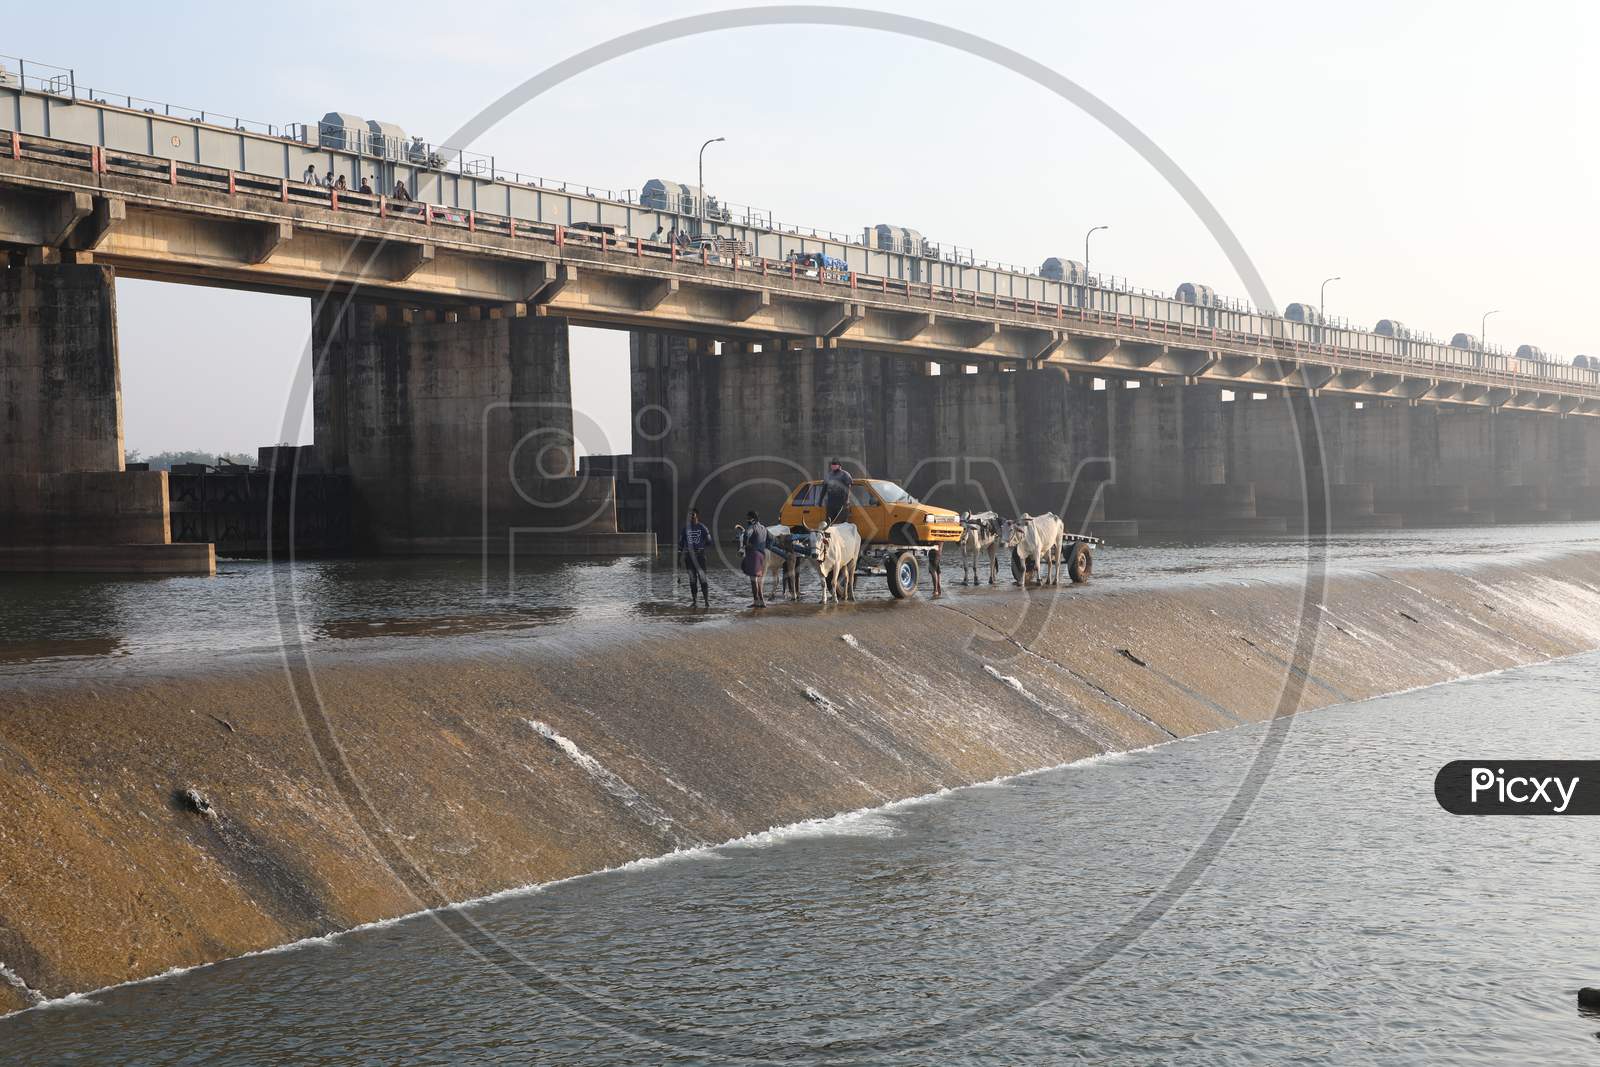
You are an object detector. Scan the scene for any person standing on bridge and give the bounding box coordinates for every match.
[824,460,854,524]
[302,164,318,186]
[679,508,713,607]
[359,176,373,195]
[393,179,411,201]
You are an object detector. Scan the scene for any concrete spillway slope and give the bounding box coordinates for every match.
[3,553,1600,1015]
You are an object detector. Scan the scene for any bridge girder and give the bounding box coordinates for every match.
[2,152,1596,416]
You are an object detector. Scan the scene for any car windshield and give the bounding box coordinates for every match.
[871,481,918,505]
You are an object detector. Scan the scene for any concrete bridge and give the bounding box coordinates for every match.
[2,75,1597,570]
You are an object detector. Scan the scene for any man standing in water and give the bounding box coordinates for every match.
[741,510,769,608]
[678,508,712,606]
[824,459,854,523]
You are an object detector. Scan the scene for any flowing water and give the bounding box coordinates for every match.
[3,649,1596,1065]
[5,520,1600,681]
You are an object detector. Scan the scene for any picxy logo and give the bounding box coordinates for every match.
[1435,760,1598,815]
[1470,766,1578,812]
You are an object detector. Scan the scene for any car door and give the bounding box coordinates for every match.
[849,483,887,542]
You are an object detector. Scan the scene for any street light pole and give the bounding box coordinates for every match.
[1481,309,1500,351]
[1084,225,1109,287]
[698,136,724,237]
[1319,276,1340,320]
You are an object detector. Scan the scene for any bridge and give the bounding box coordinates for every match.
[2,63,1597,571]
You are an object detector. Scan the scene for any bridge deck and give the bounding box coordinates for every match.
[1,130,1595,417]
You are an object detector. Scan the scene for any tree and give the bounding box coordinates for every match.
[124,449,257,471]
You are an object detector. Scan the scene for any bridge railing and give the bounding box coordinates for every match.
[7,128,1597,403]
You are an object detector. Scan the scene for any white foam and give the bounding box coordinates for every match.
[984,664,1043,707]
[525,719,677,834]
[0,962,42,1007]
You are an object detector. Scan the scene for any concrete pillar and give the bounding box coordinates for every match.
[629,333,871,536]
[1222,392,1354,525]
[1559,417,1600,518]
[314,304,646,555]
[1107,379,1226,522]
[1,263,124,473]
[0,263,208,572]
[1430,409,1563,520]
[1483,411,1564,520]
[1346,403,1492,524]
[910,362,1104,518]
[628,332,1110,537]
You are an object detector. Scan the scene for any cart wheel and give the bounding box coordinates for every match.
[1067,541,1094,583]
[887,550,921,599]
[1010,547,1024,585]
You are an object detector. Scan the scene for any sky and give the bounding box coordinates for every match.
[8,0,1597,456]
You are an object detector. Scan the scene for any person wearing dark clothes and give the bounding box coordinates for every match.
[824,460,854,523]
[741,510,769,608]
[678,509,712,606]
[928,543,943,598]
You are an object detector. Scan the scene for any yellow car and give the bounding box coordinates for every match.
[778,478,962,546]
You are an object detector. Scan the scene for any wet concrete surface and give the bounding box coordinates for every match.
[0,542,1598,1009]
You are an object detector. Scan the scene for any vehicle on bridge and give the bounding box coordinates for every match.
[784,250,851,281]
[778,478,960,598]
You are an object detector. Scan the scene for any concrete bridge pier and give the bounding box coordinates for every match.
[1104,379,1259,531]
[1344,404,1463,524]
[312,304,651,556]
[1221,391,1403,531]
[628,332,874,538]
[1435,410,1567,523]
[0,261,212,573]
[628,333,1112,539]
[1559,418,1600,519]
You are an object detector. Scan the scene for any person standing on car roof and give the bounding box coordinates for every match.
[824,460,853,524]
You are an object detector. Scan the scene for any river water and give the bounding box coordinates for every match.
[5,520,1600,681]
[3,646,1596,1064]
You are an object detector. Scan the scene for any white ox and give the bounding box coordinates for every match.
[813,521,862,604]
[1004,512,1065,586]
[959,511,1001,586]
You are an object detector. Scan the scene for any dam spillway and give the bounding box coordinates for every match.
[3,536,1600,1015]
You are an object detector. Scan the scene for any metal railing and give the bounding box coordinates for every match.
[12,124,1599,399]
[0,51,1315,318]
[1,54,1586,375]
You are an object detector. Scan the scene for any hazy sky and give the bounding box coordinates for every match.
[9,1,1596,456]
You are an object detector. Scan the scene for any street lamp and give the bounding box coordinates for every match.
[697,136,724,236]
[1083,225,1109,286]
[1481,309,1500,351]
[1319,276,1340,320]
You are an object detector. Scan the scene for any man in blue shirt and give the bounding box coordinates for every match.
[678,508,713,606]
